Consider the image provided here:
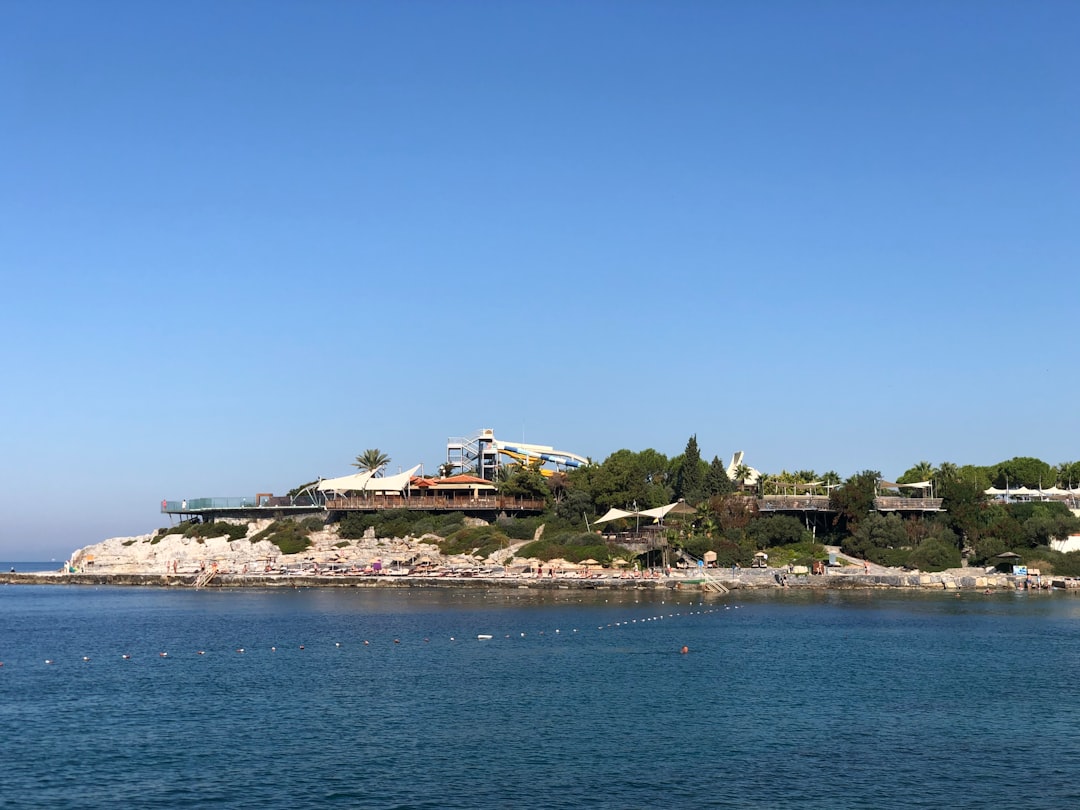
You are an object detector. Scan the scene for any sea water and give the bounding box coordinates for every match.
[2,585,1079,809]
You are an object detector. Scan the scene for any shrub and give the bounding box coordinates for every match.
[498,515,544,541]
[299,516,325,532]
[908,538,961,572]
[440,526,509,559]
[250,521,312,555]
[184,521,249,541]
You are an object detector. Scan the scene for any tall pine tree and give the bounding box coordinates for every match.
[675,434,705,504]
[704,455,735,496]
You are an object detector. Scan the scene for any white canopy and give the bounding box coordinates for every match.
[594,502,696,524]
[594,507,637,525]
[984,487,1008,496]
[899,481,932,489]
[317,470,375,493]
[1011,486,1038,496]
[639,503,679,520]
[1040,486,1069,496]
[317,465,422,495]
[639,501,697,520]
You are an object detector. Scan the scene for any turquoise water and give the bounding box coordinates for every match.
[2,585,1079,808]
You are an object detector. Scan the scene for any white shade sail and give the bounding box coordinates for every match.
[593,508,637,524]
[318,465,422,495]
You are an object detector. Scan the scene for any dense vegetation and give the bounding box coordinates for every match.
[152,441,1080,575]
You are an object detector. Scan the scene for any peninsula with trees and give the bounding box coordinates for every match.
[31,436,1080,590]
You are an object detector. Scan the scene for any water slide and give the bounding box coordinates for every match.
[495,440,589,475]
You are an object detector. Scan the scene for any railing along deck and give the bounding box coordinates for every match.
[873,497,944,511]
[162,496,318,513]
[323,496,546,512]
[757,496,833,511]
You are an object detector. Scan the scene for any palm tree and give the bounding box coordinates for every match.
[734,464,752,491]
[909,460,935,482]
[757,472,774,497]
[353,449,390,477]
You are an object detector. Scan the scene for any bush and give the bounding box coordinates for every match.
[498,515,544,541]
[156,521,196,539]
[746,515,813,548]
[185,522,249,541]
[440,526,509,559]
[338,513,373,539]
[250,521,312,555]
[907,538,961,572]
[299,516,325,532]
[1049,551,1080,577]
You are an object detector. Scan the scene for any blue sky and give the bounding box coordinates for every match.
[2,1,1077,559]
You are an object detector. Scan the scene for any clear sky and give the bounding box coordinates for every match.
[2,1,1077,559]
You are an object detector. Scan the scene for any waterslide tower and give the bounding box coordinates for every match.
[446,429,588,481]
[446,429,500,480]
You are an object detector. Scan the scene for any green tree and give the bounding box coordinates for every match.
[574,448,673,512]
[842,512,907,561]
[498,466,551,503]
[555,488,594,523]
[830,470,881,534]
[704,456,734,497]
[733,464,752,491]
[899,461,935,484]
[908,537,961,572]
[674,435,705,504]
[353,449,390,476]
[941,478,988,549]
[747,515,812,548]
[991,457,1055,489]
[1056,461,1080,488]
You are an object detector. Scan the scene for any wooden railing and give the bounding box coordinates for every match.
[756,496,945,512]
[757,496,833,511]
[873,497,944,511]
[323,496,546,512]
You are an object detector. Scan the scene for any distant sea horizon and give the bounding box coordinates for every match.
[1,560,62,572]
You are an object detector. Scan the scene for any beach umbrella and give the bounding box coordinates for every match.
[579,558,600,567]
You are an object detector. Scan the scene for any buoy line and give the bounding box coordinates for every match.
[3,602,741,670]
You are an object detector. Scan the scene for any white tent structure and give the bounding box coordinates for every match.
[593,502,697,524]
[638,501,698,521]
[317,465,422,496]
[593,507,639,525]
[317,470,375,495]
[899,480,934,498]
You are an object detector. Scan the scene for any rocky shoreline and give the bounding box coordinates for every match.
[6,518,1059,593]
[0,567,1031,592]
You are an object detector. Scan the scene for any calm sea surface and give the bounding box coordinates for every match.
[2,583,1079,809]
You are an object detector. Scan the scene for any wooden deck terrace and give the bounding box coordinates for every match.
[757,496,945,513]
[323,495,547,514]
[757,496,834,512]
[873,496,944,512]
